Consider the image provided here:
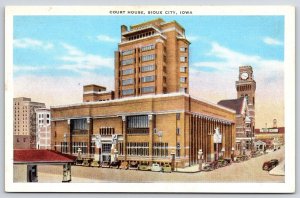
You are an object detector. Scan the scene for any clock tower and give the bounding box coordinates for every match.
[236,66,256,137]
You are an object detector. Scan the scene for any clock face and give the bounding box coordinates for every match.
[241,72,249,80]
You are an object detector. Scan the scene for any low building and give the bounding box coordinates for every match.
[254,127,285,150]
[51,93,236,168]
[36,108,51,149]
[83,84,114,102]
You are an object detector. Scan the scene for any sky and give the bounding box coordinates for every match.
[13,15,284,128]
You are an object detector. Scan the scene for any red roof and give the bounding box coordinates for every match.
[218,98,245,114]
[14,149,76,164]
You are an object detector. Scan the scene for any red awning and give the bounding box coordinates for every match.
[14,149,76,164]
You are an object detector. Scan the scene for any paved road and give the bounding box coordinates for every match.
[35,147,284,183]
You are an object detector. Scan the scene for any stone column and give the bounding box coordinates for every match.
[122,116,126,161]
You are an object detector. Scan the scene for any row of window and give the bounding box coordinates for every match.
[38,114,50,118]
[141,44,155,52]
[122,75,155,86]
[121,64,156,76]
[122,86,155,95]
[99,127,115,135]
[122,58,135,66]
[122,49,134,56]
[127,31,155,41]
[126,142,149,156]
[127,115,148,128]
[71,119,88,130]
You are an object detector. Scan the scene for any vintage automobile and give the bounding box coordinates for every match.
[162,164,172,173]
[262,159,279,171]
[203,161,219,171]
[151,163,162,172]
[129,161,139,170]
[119,161,129,170]
[110,160,121,169]
[138,162,150,171]
[101,161,111,168]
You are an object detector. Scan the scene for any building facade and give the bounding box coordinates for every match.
[50,19,237,168]
[36,108,51,149]
[51,93,236,168]
[13,97,46,149]
[115,18,190,99]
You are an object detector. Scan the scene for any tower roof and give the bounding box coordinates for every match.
[217,98,245,114]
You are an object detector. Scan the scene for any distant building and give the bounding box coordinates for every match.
[13,97,45,149]
[218,97,253,154]
[218,66,256,155]
[13,135,31,149]
[36,108,51,149]
[254,127,285,150]
[83,84,114,102]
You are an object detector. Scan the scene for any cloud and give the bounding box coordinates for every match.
[14,73,114,107]
[96,34,118,42]
[58,43,114,74]
[13,65,48,72]
[263,37,283,46]
[13,38,54,50]
[190,42,284,128]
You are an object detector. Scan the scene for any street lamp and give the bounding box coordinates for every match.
[231,147,235,161]
[198,149,203,172]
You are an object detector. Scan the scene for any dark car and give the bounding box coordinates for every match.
[262,159,279,171]
[203,161,219,171]
[129,161,139,170]
[110,160,121,168]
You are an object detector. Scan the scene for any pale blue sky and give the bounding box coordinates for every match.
[13,15,284,77]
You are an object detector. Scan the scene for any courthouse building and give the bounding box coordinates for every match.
[51,18,236,168]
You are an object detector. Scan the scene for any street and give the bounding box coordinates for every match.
[21,147,284,183]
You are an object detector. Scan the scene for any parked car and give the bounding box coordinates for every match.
[262,159,279,171]
[129,161,139,170]
[119,161,129,170]
[101,161,111,168]
[223,158,232,165]
[151,163,162,172]
[110,160,121,169]
[203,160,219,171]
[138,162,150,171]
[162,164,172,173]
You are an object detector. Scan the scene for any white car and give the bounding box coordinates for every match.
[151,163,162,172]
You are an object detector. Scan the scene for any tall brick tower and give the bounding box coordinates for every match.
[236,66,256,140]
[114,18,190,98]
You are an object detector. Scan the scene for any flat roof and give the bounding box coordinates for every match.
[51,92,236,114]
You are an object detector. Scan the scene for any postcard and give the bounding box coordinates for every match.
[5,5,295,193]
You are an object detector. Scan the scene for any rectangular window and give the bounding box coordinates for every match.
[180,77,187,83]
[122,89,134,96]
[122,68,134,75]
[72,142,88,154]
[71,119,88,130]
[153,142,168,157]
[126,142,149,156]
[180,47,186,52]
[142,54,155,62]
[180,56,187,62]
[141,75,155,83]
[180,66,186,73]
[141,86,155,93]
[127,115,148,130]
[176,143,180,157]
[141,64,155,72]
[61,142,68,153]
[141,44,155,52]
[176,128,180,135]
[102,144,112,153]
[122,78,134,86]
[122,49,134,56]
[121,58,134,66]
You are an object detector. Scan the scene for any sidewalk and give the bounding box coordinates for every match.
[175,164,203,173]
[269,160,285,176]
